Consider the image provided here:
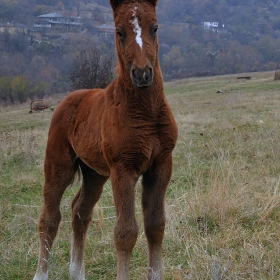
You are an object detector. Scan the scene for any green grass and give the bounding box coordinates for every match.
[1,71,280,279]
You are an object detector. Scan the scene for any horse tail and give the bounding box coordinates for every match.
[70,157,82,187]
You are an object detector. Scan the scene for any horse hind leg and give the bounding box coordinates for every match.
[33,145,78,280]
[70,160,108,280]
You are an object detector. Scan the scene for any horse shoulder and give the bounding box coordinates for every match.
[156,101,178,153]
[66,88,107,144]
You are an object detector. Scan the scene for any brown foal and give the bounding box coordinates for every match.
[33,0,177,279]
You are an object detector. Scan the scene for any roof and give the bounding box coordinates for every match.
[96,24,115,30]
[37,13,64,18]
[0,22,27,28]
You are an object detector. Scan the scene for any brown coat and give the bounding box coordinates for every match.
[33,1,177,279]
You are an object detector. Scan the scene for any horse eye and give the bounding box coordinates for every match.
[116,31,123,38]
[153,27,158,35]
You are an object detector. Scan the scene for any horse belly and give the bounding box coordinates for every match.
[72,140,110,177]
[82,154,110,176]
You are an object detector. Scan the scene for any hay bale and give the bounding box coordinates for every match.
[274,71,280,80]
[30,99,49,112]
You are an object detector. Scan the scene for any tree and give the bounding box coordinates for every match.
[29,80,49,99]
[162,45,185,78]
[33,5,51,16]
[70,48,114,90]
[0,0,16,20]
[56,1,64,11]
[11,76,29,103]
[0,76,13,105]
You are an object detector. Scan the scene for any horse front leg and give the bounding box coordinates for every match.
[111,169,139,280]
[142,156,173,280]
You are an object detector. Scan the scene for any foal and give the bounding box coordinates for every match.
[33,0,177,279]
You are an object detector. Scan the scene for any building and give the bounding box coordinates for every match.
[92,24,115,37]
[203,22,219,31]
[34,13,83,31]
[0,22,28,34]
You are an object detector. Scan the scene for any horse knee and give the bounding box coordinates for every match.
[145,220,165,244]
[39,207,61,233]
[114,221,139,252]
[71,198,93,233]
[72,211,92,234]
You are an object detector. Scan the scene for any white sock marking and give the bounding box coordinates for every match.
[70,262,85,280]
[33,272,48,280]
[131,7,143,50]
[70,235,85,280]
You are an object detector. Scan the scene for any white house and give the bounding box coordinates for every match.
[34,13,82,30]
[203,22,219,30]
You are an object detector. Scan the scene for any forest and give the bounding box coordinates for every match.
[0,0,280,104]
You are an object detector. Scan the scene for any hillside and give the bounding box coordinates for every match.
[156,0,280,78]
[0,0,280,104]
[158,0,280,29]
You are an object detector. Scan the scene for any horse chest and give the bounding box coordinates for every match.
[102,121,162,173]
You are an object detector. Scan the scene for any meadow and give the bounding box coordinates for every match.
[1,71,280,279]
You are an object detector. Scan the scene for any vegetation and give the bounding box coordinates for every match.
[1,0,280,103]
[1,71,280,279]
[158,0,280,78]
[70,48,114,90]
[0,76,49,104]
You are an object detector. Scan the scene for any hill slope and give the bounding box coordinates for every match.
[0,0,279,102]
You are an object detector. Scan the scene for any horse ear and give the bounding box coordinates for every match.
[110,0,159,10]
[110,0,124,10]
[146,0,158,6]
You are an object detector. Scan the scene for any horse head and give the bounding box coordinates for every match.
[110,0,159,89]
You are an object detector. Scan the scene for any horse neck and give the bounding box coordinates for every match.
[114,64,165,117]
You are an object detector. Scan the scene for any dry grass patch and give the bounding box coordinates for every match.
[1,71,280,279]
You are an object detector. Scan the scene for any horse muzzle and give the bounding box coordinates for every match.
[130,63,154,89]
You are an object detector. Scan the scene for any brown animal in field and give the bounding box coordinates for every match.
[274,64,280,80]
[29,99,49,113]
[33,0,178,279]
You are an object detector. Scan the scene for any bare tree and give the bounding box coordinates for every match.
[70,48,114,90]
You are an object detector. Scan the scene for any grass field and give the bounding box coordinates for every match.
[1,71,280,279]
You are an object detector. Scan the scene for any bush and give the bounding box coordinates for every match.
[70,48,114,90]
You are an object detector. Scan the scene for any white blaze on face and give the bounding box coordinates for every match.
[131,7,143,50]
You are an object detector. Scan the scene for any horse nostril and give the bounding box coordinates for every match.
[131,65,153,88]
[144,68,152,82]
[132,69,140,82]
